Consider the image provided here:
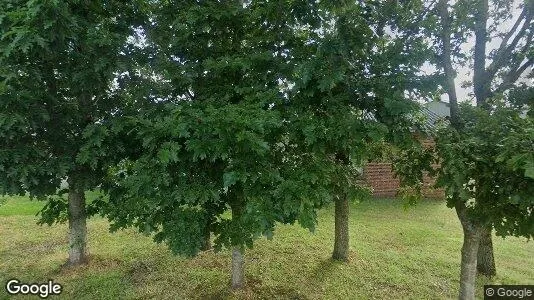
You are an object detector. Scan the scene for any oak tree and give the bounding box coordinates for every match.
[396,0,534,298]
[0,0,144,265]
[98,0,335,289]
[96,0,428,288]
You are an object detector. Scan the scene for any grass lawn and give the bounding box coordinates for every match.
[0,196,532,299]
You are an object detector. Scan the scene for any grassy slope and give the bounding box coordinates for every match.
[0,196,532,300]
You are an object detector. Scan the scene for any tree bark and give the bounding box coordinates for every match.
[437,0,460,125]
[67,178,87,266]
[332,191,350,261]
[477,226,496,277]
[438,4,483,296]
[473,0,490,107]
[456,203,481,300]
[231,247,244,289]
[200,227,211,251]
[458,229,480,300]
[230,194,245,289]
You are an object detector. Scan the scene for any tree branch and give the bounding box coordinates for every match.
[485,7,529,80]
[486,1,534,100]
[493,57,534,95]
[505,28,534,79]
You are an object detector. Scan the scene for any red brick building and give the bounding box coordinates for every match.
[362,101,450,199]
[363,160,444,199]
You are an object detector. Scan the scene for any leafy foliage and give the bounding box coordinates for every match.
[434,105,533,238]
[0,0,144,219]
[395,104,534,238]
[95,0,431,258]
[96,0,331,256]
[508,84,534,117]
[393,141,437,204]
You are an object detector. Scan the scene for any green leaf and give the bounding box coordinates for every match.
[525,163,534,179]
[223,172,237,188]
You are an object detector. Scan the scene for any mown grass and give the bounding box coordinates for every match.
[0,196,532,299]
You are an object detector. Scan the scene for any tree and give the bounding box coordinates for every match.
[94,0,430,288]
[437,0,532,296]
[305,0,435,261]
[397,0,534,298]
[0,0,144,265]
[96,0,337,289]
[433,104,534,299]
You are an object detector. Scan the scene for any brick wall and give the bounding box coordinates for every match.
[362,138,444,199]
[362,163,444,199]
[363,163,400,197]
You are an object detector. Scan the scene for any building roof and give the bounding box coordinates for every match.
[362,102,450,133]
[418,105,449,132]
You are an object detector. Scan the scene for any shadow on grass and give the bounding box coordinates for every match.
[195,274,308,300]
[123,260,157,288]
[311,251,357,283]
[44,254,124,278]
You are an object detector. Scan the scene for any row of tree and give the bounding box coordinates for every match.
[1,1,532,299]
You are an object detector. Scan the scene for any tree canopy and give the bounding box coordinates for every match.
[435,104,534,238]
[87,0,431,287]
[2,0,531,295]
[394,0,533,298]
[0,0,145,264]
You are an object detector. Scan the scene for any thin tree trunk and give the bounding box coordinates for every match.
[231,247,244,289]
[473,0,490,108]
[471,0,497,276]
[477,226,496,277]
[456,203,481,300]
[332,191,349,261]
[437,0,460,125]
[472,0,497,276]
[438,3,482,297]
[67,178,87,266]
[200,227,211,251]
[230,195,245,289]
[458,229,480,300]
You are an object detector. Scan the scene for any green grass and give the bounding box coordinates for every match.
[0,196,45,216]
[0,191,102,217]
[0,196,532,299]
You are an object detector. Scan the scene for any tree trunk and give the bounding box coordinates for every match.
[231,247,244,289]
[200,227,211,251]
[332,191,349,261]
[458,229,480,300]
[455,203,481,300]
[477,226,496,277]
[67,178,87,266]
[230,194,245,289]
[437,0,460,125]
[473,0,490,108]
